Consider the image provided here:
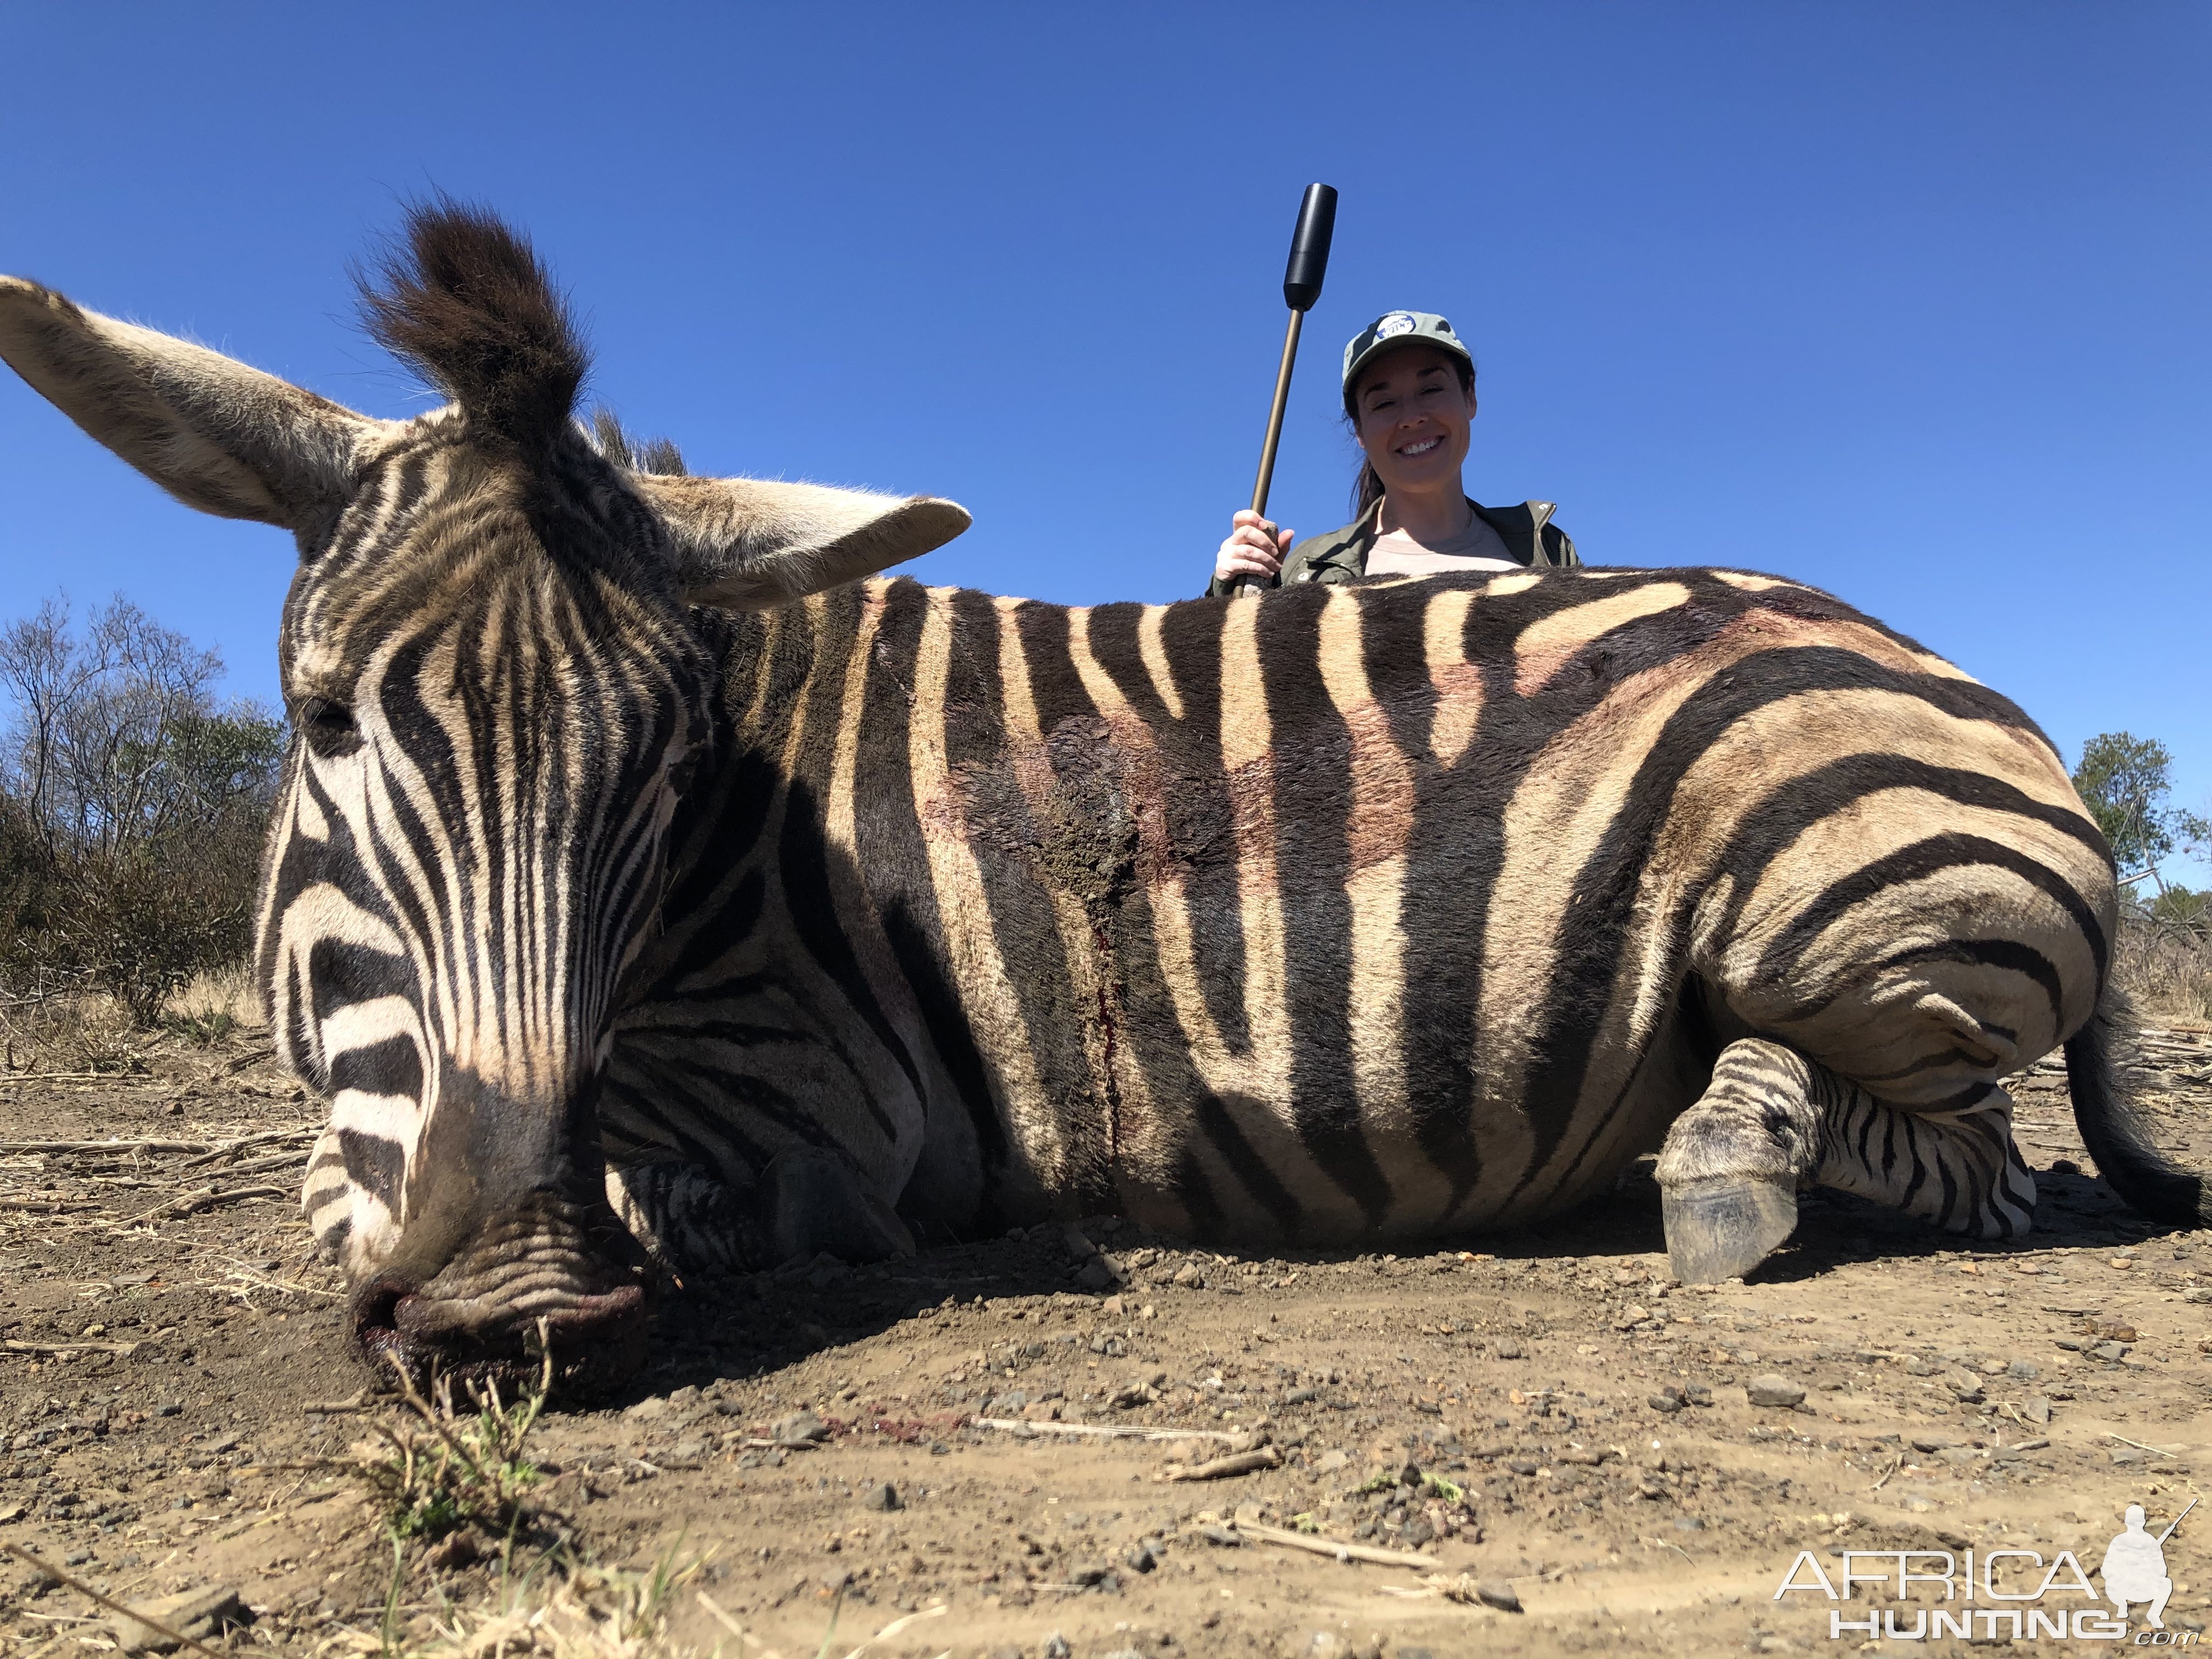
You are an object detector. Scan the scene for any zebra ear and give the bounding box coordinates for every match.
[0,276,382,528]
[632,473,971,609]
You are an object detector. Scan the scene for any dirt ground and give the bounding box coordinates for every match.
[3,1025,2209,1659]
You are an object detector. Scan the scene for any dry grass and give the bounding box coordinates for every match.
[2115,917,2212,1027]
[0,984,146,1073]
[162,960,265,1046]
[0,960,261,1069]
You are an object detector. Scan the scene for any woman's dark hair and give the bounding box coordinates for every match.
[1346,354,1476,520]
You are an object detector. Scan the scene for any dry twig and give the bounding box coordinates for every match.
[1161,1445,1282,1481]
[114,1184,285,1227]
[967,1415,1245,1444]
[1233,1519,1436,1569]
[0,1539,228,1659]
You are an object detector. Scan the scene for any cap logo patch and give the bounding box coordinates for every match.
[1373,312,1418,341]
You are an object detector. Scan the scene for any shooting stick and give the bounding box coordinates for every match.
[1239,182,1337,594]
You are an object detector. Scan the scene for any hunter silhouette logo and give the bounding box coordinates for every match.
[2104,1501,2191,1630]
[1771,1497,2197,1643]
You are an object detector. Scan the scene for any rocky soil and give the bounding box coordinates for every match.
[2,1029,2208,1658]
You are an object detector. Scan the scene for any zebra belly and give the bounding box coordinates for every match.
[1063,961,1708,1248]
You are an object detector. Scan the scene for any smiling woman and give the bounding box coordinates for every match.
[1207,310,1580,594]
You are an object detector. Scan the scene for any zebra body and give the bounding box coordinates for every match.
[3,205,2181,1389]
[598,566,2108,1257]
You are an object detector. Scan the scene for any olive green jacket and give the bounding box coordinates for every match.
[1206,496,1579,597]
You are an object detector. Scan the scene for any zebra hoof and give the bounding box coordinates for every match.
[1661,1176,1798,1284]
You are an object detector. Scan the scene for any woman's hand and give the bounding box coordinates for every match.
[1214,510,1293,585]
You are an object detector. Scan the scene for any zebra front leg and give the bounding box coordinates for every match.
[1656,1039,1825,1284]
[1811,1082,2037,1240]
[607,1147,917,1277]
[1657,1040,2041,1283]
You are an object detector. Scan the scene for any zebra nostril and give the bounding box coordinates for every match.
[351,1280,411,1372]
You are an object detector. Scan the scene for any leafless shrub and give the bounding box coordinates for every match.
[0,595,283,1026]
[2115,915,2212,1028]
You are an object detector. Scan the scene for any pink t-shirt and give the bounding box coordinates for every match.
[1365,512,1521,577]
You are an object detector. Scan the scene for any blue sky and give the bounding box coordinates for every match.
[2,3,2206,876]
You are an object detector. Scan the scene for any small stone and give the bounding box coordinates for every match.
[1075,1259,1118,1292]
[1044,1635,1073,1659]
[1475,1579,1522,1612]
[1314,1448,1350,1473]
[771,1408,828,1447]
[1102,1294,1125,1316]
[861,1481,900,1511]
[1746,1375,1807,1408]
[1125,1538,1161,1573]
[1507,1458,1541,1476]
[1493,1342,1523,1360]
[1903,1356,1938,1376]
[426,1532,482,1571]
[2090,1341,2130,1362]
[112,1585,246,1655]
[2022,1395,2053,1425]
[2007,1359,2040,1381]
[1909,1435,1957,1454]
[1647,1392,1683,1413]
[1674,1516,1706,1532]
[623,1397,669,1422]
[156,1402,182,1417]
[1171,1262,1205,1287]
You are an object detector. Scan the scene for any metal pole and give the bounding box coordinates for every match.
[1250,308,1305,520]
[1234,183,1336,596]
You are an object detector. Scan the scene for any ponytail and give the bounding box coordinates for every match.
[1350,460,1385,521]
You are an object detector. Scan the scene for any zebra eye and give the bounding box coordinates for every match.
[296,696,362,759]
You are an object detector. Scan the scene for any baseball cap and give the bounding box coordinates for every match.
[1341,312,1472,413]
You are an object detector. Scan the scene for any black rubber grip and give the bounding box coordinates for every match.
[1282,183,1338,313]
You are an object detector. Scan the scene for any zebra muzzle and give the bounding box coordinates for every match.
[351,1193,654,1395]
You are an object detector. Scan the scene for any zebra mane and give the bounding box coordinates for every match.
[359,199,588,452]
[586,407,686,477]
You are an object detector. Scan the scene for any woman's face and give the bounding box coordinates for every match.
[1352,343,1475,498]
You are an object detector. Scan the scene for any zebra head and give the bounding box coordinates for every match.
[0,206,968,1390]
